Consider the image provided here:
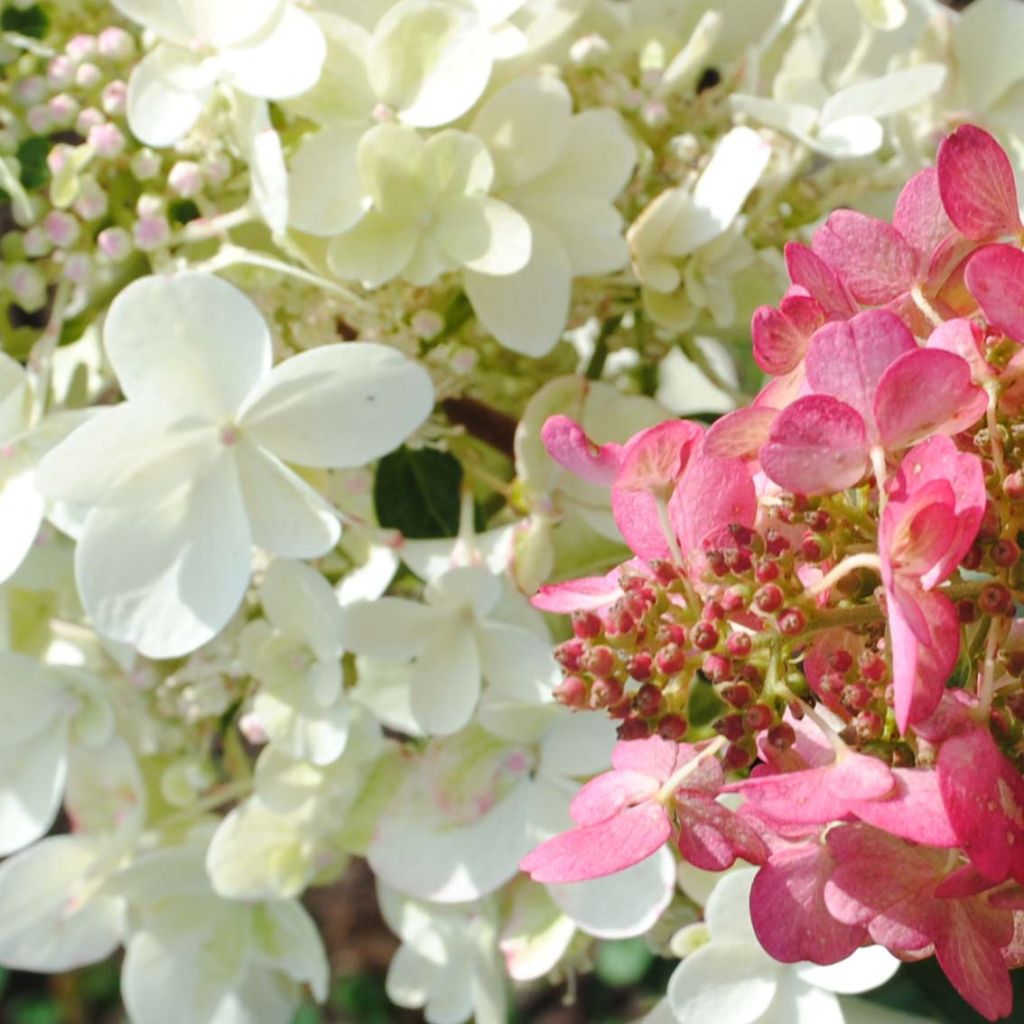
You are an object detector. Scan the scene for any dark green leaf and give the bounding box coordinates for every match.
[374,446,463,540]
[15,138,50,190]
[1,5,49,39]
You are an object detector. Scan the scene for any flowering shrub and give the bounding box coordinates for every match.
[2,0,1024,1022]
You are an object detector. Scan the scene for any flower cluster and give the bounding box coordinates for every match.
[2,1,1024,1023]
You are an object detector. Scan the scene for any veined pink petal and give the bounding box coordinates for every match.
[760,395,868,495]
[519,801,671,883]
[964,243,1024,342]
[668,452,757,558]
[569,770,659,827]
[531,569,623,613]
[784,242,858,319]
[676,794,768,871]
[752,295,824,375]
[805,310,917,430]
[893,167,955,265]
[705,407,779,461]
[812,209,918,305]
[937,124,1022,241]
[889,583,960,732]
[750,842,866,964]
[882,478,958,583]
[609,486,670,561]
[611,735,692,782]
[926,318,989,383]
[875,348,988,450]
[848,768,959,847]
[938,727,1024,885]
[616,420,702,494]
[541,415,622,485]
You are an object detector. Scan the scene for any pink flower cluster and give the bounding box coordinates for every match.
[521,126,1024,1020]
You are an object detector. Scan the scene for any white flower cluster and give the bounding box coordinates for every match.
[0,0,1013,1021]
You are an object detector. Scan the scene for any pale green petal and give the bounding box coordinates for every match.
[288,124,367,236]
[326,211,418,287]
[436,195,532,276]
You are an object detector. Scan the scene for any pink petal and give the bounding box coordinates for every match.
[609,486,671,561]
[849,768,959,847]
[541,415,622,485]
[616,420,702,493]
[531,569,623,613]
[727,753,894,825]
[926,317,989,383]
[784,242,858,319]
[805,309,917,431]
[612,735,694,782]
[882,478,958,582]
[938,727,1024,886]
[812,209,919,305]
[752,296,824,375]
[519,801,671,883]
[893,167,955,265]
[874,348,988,450]
[750,842,867,964]
[937,124,1022,241]
[570,769,660,826]
[964,243,1024,342]
[677,794,769,871]
[668,452,756,557]
[705,407,779,460]
[760,395,868,494]
[889,583,960,732]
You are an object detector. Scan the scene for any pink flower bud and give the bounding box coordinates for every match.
[97,226,132,262]
[44,210,80,248]
[26,105,52,134]
[131,149,162,181]
[73,177,108,221]
[168,160,203,198]
[7,264,47,312]
[101,80,127,117]
[62,252,92,284]
[133,215,170,252]
[12,76,46,106]
[656,714,687,741]
[88,122,125,157]
[75,107,105,134]
[75,62,102,88]
[47,55,75,89]
[97,27,135,62]
[47,93,79,127]
[22,225,52,257]
[66,34,98,62]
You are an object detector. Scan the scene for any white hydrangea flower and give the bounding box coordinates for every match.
[378,886,508,1024]
[36,273,434,659]
[339,563,557,735]
[321,123,531,289]
[665,868,900,1024]
[116,842,328,1024]
[464,75,636,356]
[112,0,327,146]
[0,651,114,855]
[240,559,349,766]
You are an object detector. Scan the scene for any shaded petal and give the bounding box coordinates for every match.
[104,273,272,419]
[326,211,418,287]
[0,722,68,855]
[435,195,532,276]
[0,466,44,583]
[239,342,433,468]
[796,945,900,994]
[965,243,1024,342]
[126,46,211,148]
[339,598,445,660]
[179,0,282,48]
[409,627,481,735]
[288,123,366,236]
[261,558,343,657]
[477,621,557,704]
[75,457,252,658]
[667,941,778,1024]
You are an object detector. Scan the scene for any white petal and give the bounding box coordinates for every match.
[337,544,400,605]
[108,0,191,42]
[538,711,615,778]
[233,94,289,235]
[351,656,424,736]
[327,211,418,286]
[436,195,532,275]
[0,836,124,971]
[728,94,818,137]
[256,687,351,765]
[470,75,571,187]
[758,975,844,1024]
[253,900,329,999]
[549,846,675,939]
[638,1000,678,1024]
[288,123,367,236]
[234,441,339,558]
[339,598,445,659]
[519,193,626,276]
[75,457,252,658]
[410,627,481,735]
[126,46,211,148]
[219,5,327,100]
[464,220,571,356]
[238,342,434,468]
[261,558,343,657]
[370,0,493,128]
[704,867,761,945]
[956,0,1024,111]
[0,466,44,583]
[104,273,272,419]
[179,0,282,48]
[477,620,557,703]
[667,943,779,1024]
[35,404,218,508]
[0,352,30,441]
[795,945,900,995]
[529,108,636,198]
[369,778,532,901]
[0,722,68,855]
[0,651,66,745]
[813,116,884,158]
[819,64,947,126]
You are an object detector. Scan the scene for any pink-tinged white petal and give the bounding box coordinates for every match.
[964,243,1024,342]
[893,167,955,265]
[938,727,1024,885]
[760,395,868,495]
[805,310,917,431]
[750,842,867,964]
[519,801,672,883]
[848,768,959,847]
[569,770,659,826]
[531,570,623,613]
[668,452,756,556]
[705,407,779,460]
[540,415,622,486]
[888,583,960,732]
[784,242,857,319]
[812,210,918,305]
[937,124,1022,241]
[874,349,987,450]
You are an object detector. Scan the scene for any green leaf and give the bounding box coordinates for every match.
[1,5,50,39]
[595,938,653,988]
[374,446,463,540]
[15,138,50,191]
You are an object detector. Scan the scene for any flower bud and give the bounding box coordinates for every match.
[657,714,688,741]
